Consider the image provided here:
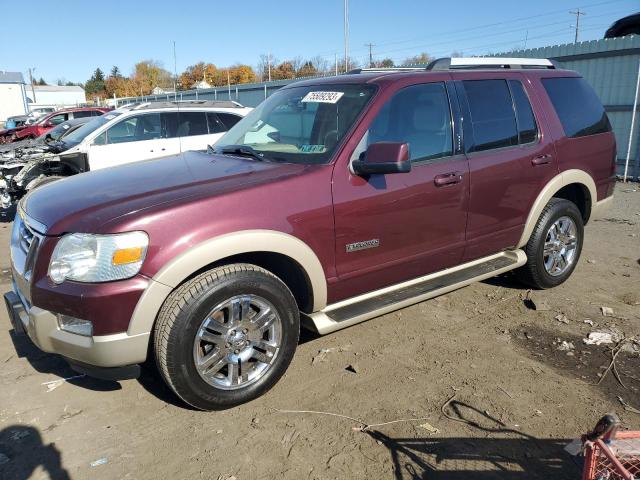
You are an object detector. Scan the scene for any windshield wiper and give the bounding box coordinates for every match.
[218,145,269,162]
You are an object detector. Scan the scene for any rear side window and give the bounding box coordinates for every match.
[177,112,208,137]
[462,79,518,152]
[509,80,538,144]
[207,113,226,134]
[72,110,93,119]
[216,113,242,130]
[542,77,611,138]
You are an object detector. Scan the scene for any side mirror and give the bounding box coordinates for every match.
[351,142,411,175]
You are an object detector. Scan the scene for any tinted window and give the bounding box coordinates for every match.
[542,77,611,138]
[177,112,208,137]
[73,110,93,118]
[105,113,161,144]
[364,82,453,162]
[207,113,226,134]
[463,79,518,152]
[216,113,242,130]
[162,112,179,138]
[509,80,538,144]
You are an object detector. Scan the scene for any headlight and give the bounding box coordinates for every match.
[49,231,149,284]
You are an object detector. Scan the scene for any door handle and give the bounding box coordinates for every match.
[434,171,464,187]
[531,154,552,166]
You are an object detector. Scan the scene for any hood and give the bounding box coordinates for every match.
[23,150,312,235]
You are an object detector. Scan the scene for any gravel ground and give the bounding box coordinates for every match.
[0,182,638,480]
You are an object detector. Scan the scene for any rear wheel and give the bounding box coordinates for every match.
[516,198,584,289]
[154,264,299,410]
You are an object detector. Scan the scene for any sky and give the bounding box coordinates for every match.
[0,0,637,84]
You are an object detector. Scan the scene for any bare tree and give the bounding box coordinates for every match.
[310,55,329,75]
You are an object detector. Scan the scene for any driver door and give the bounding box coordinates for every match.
[331,80,470,302]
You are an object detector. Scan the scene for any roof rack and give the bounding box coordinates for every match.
[122,100,244,111]
[426,57,556,70]
[347,67,425,74]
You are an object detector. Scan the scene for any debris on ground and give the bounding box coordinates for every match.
[617,396,640,415]
[523,290,551,311]
[555,314,570,324]
[583,332,615,345]
[90,458,108,467]
[418,422,440,434]
[557,341,575,352]
[311,345,351,365]
[584,319,595,326]
[41,374,86,392]
[345,364,359,374]
[600,306,614,317]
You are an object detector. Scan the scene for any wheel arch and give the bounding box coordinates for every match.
[128,230,327,336]
[517,169,596,248]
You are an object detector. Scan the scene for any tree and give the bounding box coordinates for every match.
[85,68,106,96]
[375,58,395,68]
[256,54,278,81]
[273,61,295,80]
[228,64,256,84]
[110,66,122,78]
[297,61,318,78]
[37,77,47,85]
[310,56,329,75]
[401,52,432,66]
[179,62,218,89]
[132,60,172,95]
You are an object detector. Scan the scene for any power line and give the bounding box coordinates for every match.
[365,43,375,67]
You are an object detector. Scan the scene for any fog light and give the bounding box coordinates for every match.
[57,314,93,337]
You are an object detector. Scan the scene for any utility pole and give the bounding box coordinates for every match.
[344,0,349,72]
[335,53,338,76]
[570,9,586,44]
[365,43,375,67]
[268,52,272,82]
[172,40,178,101]
[28,67,36,104]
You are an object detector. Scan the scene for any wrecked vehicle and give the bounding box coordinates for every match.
[11,107,109,142]
[0,118,97,214]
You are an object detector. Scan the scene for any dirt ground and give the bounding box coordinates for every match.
[0,183,638,480]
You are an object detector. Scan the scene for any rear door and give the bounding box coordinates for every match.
[88,113,163,170]
[175,111,211,152]
[453,73,558,261]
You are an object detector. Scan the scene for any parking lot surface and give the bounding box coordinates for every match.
[0,183,638,480]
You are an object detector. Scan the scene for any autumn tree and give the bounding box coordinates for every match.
[297,61,318,77]
[401,52,432,66]
[179,62,218,89]
[228,64,256,84]
[273,61,295,80]
[133,60,172,94]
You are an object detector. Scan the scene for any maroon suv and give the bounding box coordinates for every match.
[4,57,616,410]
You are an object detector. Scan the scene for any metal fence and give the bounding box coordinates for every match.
[114,35,640,179]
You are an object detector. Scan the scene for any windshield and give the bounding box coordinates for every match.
[216,84,377,164]
[35,122,74,142]
[60,112,121,148]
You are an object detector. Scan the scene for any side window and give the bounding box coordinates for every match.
[162,112,179,138]
[462,79,518,152]
[216,113,242,130]
[356,82,453,163]
[508,80,538,144]
[176,112,208,137]
[72,110,93,118]
[207,113,226,134]
[105,113,161,144]
[93,131,107,145]
[542,77,611,138]
[48,114,67,126]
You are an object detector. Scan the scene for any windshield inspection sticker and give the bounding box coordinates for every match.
[301,91,344,104]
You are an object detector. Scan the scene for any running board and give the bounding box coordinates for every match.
[304,250,526,335]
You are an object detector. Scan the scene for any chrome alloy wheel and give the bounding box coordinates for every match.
[193,295,282,390]
[543,216,578,277]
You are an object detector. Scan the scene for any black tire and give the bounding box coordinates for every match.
[154,264,300,410]
[516,198,584,289]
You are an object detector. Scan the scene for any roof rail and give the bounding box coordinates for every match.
[347,67,426,74]
[426,57,556,70]
[125,100,244,111]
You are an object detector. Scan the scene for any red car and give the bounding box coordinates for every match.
[11,107,110,141]
[5,57,616,410]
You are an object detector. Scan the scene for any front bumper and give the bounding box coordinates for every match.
[3,287,149,369]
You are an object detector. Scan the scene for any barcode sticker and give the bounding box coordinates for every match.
[301,91,344,104]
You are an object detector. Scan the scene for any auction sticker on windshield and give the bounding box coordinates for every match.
[301,91,344,104]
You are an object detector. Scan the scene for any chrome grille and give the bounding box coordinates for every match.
[18,219,35,255]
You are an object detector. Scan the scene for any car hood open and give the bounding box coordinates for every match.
[22,150,311,235]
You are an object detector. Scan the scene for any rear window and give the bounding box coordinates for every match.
[462,79,518,152]
[542,77,611,138]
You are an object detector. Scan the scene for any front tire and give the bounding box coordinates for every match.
[154,264,300,410]
[516,198,584,289]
